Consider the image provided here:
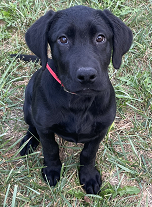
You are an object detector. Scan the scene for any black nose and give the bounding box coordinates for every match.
[76,67,97,83]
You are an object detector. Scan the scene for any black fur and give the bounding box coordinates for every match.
[15,5,132,194]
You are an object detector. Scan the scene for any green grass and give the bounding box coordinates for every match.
[0,0,152,206]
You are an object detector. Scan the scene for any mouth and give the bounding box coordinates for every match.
[63,87,100,96]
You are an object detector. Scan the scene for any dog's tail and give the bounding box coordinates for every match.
[10,54,41,64]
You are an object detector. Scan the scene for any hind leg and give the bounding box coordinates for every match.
[20,125,40,156]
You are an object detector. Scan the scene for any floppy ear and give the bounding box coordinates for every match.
[102,10,133,69]
[25,10,55,69]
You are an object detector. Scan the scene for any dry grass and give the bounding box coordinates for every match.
[0,0,152,206]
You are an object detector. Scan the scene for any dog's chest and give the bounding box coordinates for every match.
[51,106,103,143]
[39,94,112,142]
[66,111,94,134]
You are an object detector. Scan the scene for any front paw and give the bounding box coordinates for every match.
[79,165,102,194]
[42,165,61,186]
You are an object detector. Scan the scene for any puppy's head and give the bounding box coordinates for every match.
[25,6,133,94]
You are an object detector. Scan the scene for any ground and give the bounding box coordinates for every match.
[0,0,152,206]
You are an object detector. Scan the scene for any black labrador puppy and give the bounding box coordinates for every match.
[18,5,133,194]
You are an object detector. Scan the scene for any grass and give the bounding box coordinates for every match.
[0,0,152,206]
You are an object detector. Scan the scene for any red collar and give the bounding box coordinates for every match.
[46,63,64,86]
[46,63,76,95]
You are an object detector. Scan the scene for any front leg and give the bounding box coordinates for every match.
[79,131,107,194]
[37,130,62,186]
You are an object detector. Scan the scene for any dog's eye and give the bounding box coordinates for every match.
[58,36,68,44]
[96,35,106,43]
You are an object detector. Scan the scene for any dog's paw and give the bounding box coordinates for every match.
[42,165,61,186]
[19,136,39,156]
[79,165,102,194]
